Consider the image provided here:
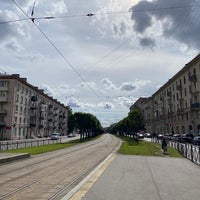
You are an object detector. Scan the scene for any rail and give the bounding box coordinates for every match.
[0,138,62,151]
[151,137,200,166]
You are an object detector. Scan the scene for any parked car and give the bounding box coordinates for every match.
[144,133,152,138]
[192,136,200,146]
[137,133,144,139]
[172,134,181,141]
[50,133,59,140]
[68,133,75,137]
[157,134,164,140]
[178,133,194,143]
[165,133,173,140]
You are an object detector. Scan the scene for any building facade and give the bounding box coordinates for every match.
[130,54,200,136]
[0,74,69,140]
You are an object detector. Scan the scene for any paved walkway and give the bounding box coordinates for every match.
[70,155,200,200]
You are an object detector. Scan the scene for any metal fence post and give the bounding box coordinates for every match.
[191,144,193,162]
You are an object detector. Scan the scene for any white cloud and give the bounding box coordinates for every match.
[117,96,137,108]
[0,0,199,127]
[101,78,117,90]
[98,102,115,109]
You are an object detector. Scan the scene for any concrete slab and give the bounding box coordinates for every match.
[0,153,30,164]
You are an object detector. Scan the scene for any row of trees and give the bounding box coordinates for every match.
[108,108,144,135]
[68,112,104,140]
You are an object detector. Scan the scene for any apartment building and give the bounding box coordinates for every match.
[0,74,69,140]
[130,54,200,136]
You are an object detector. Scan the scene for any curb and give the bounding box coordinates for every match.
[0,153,30,164]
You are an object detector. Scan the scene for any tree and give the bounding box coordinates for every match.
[127,108,144,133]
[70,112,104,140]
[108,108,144,136]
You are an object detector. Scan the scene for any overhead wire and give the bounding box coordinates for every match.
[4,0,200,124]
[11,0,101,101]
[1,3,200,25]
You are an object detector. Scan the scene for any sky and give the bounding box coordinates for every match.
[0,0,200,127]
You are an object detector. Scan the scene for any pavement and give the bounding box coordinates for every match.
[1,144,200,200]
[0,153,30,164]
[67,154,200,200]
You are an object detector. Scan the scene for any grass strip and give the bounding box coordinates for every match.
[117,135,182,158]
[2,135,102,155]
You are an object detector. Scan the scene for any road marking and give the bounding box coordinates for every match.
[61,153,116,200]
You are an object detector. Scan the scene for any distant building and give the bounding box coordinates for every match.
[130,54,200,136]
[0,74,69,140]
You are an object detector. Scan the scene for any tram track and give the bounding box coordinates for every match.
[0,134,121,200]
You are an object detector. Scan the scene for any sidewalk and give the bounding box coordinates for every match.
[0,153,30,164]
[70,154,200,200]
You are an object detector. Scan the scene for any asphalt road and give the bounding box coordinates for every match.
[0,134,121,200]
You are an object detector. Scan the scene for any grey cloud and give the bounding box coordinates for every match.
[139,37,155,48]
[4,40,23,52]
[120,82,136,91]
[112,22,127,36]
[129,0,200,49]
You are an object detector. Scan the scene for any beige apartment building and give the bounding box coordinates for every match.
[130,54,200,136]
[0,74,69,140]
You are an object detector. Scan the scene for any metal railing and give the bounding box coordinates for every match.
[0,138,62,151]
[151,137,200,166]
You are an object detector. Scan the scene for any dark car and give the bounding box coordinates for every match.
[192,136,200,146]
[172,134,181,141]
[178,133,194,143]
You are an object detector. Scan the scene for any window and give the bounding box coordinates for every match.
[184,88,187,96]
[16,94,19,102]
[183,76,186,84]
[17,84,20,92]
[0,92,6,97]
[21,86,24,94]
[15,105,18,112]
[20,96,23,104]
[0,81,7,87]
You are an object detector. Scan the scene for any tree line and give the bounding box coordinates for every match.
[68,112,104,140]
[107,108,144,136]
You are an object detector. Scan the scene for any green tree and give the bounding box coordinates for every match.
[71,112,104,140]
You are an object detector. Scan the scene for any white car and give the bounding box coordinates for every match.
[50,133,59,140]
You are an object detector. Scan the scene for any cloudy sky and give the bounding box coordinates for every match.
[0,0,200,127]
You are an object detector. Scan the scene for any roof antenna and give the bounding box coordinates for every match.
[31,0,36,23]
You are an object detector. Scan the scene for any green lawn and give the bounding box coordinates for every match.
[118,136,182,158]
[3,142,77,155]
[2,136,101,155]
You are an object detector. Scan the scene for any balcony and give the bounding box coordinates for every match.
[189,74,197,82]
[0,121,5,127]
[191,103,200,110]
[0,109,7,114]
[177,108,184,115]
[31,96,38,101]
[0,86,8,91]
[0,97,8,102]
[176,84,182,90]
